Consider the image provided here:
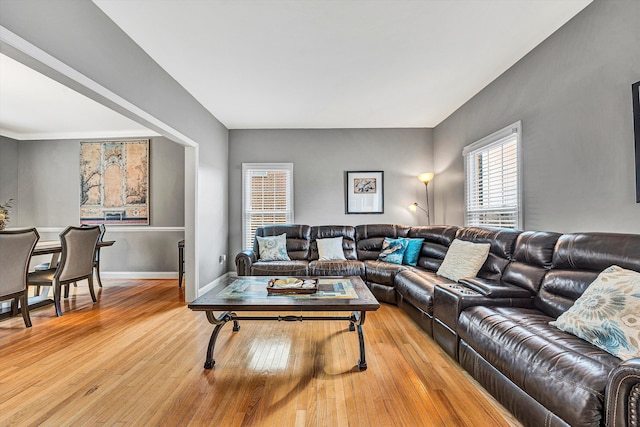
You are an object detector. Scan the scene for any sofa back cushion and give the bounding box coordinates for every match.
[454,227,522,281]
[535,232,640,318]
[355,224,410,260]
[310,226,357,260]
[408,225,458,271]
[253,225,311,261]
[501,231,562,294]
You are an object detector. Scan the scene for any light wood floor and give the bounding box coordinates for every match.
[0,279,521,426]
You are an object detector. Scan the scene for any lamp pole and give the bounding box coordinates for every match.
[424,182,431,225]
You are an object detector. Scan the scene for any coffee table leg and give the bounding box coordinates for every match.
[351,311,368,371]
[204,311,235,369]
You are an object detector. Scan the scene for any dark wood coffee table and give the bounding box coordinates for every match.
[188,276,380,370]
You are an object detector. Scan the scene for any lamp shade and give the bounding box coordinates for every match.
[418,172,435,184]
[408,202,418,212]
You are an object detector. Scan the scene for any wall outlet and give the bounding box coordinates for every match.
[219,254,227,264]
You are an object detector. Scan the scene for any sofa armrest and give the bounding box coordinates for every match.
[606,358,640,427]
[459,277,533,298]
[235,250,257,276]
[434,281,534,332]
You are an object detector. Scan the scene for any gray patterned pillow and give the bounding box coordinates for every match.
[551,265,640,360]
[256,233,290,261]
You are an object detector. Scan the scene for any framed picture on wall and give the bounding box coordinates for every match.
[633,81,640,203]
[80,139,150,224]
[345,171,384,214]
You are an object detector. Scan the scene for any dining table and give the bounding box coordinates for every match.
[32,239,115,256]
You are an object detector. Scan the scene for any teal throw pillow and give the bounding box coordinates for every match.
[377,237,407,265]
[256,233,291,261]
[402,238,424,266]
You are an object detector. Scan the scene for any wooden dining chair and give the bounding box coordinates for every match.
[27,226,100,317]
[0,228,40,327]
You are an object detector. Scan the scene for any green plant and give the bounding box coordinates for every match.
[0,198,13,230]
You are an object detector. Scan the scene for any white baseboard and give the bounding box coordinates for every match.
[196,271,236,298]
[101,272,178,279]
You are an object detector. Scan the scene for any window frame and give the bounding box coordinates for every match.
[463,121,523,230]
[241,162,294,250]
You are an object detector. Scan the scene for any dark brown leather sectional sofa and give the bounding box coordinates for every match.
[235,224,640,427]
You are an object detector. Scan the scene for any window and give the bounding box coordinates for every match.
[242,163,294,249]
[463,121,522,229]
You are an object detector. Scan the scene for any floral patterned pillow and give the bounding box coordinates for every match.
[550,265,640,360]
[256,233,291,261]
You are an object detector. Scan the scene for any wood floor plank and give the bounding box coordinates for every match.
[0,279,521,426]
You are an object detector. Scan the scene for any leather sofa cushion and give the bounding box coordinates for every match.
[408,225,459,246]
[553,232,640,272]
[409,225,458,271]
[512,231,561,268]
[395,269,456,315]
[251,260,309,276]
[355,224,410,260]
[458,306,620,427]
[536,269,600,318]
[253,225,311,261]
[308,260,365,278]
[364,260,407,286]
[536,232,640,318]
[310,226,357,260]
[455,227,522,281]
[500,231,562,295]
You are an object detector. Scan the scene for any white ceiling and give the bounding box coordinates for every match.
[0,54,156,140]
[0,0,592,139]
[93,0,592,129]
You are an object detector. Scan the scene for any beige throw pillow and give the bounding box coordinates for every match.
[317,237,347,261]
[437,239,491,282]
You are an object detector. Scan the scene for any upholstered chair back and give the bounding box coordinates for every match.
[253,225,311,261]
[535,232,640,318]
[454,227,522,281]
[0,228,39,296]
[355,224,410,260]
[408,225,459,271]
[56,226,101,283]
[310,225,357,260]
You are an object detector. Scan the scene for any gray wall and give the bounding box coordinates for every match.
[0,136,18,204]
[9,137,184,272]
[197,125,230,283]
[1,0,229,296]
[229,128,434,268]
[433,0,640,233]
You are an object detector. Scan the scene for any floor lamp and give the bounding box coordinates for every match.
[417,172,434,225]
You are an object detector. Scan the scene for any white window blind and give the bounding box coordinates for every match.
[242,163,294,250]
[463,121,522,229]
